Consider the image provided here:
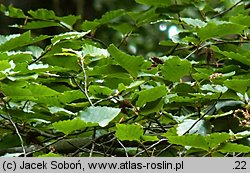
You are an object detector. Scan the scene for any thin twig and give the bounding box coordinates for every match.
[117,31,132,48]
[80,58,93,106]
[166,43,179,56]
[25,135,66,156]
[117,139,128,157]
[6,112,26,157]
[156,144,173,156]
[134,138,167,157]
[184,43,207,59]
[28,45,52,65]
[184,40,250,59]
[84,35,108,48]
[72,77,93,106]
[211,0,244,19]
[93,95,117,106]
[182,92,222,135]
[89,143,95,157]
[139,142,150,157]
[2,99,26,156]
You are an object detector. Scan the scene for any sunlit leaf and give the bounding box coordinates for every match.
[116,124,143,142]
[0,31,49,51]
[39,152,62,157]
[0,4,26,18]
[79,106,121,127]
[197,22,245,41]
[81,9,126,31]
[219,143,250,153]
[177,119,211,136]
[161,56,192,82]
[21,21,61,29]
[51,31,90,45]
[201,84,228,93]
[205,133,231,149]
[52,118,94,134]
[181,18,207,28]
[108,44,144,77]
[212,45,250,66]
[224,79,250,94]
[136,85,167,107]
[82,44,109,57]
[167,134,209,150]
[89,85,113,96]
[28,9,56,20]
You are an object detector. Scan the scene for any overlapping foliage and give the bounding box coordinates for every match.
[0,0,250,157]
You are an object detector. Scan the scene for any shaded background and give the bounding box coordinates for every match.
[0,0,169,56]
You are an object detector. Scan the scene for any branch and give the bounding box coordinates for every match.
[0,137,91,156]
[117,139,128,157]
[134,138,168,157]
[182,92,222,135]
[117,31,132,48]
[79,57,93,106]
[6,112,26,157]
[211,0,244,19]
[28,45,52,65]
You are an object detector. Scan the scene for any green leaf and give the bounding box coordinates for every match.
[1,85,34,101]
[28,84,59,96]
[0,4,26,18]
[81,9,126,31]
[140,98,164,115]
[161,56,192,82]
[78,106,121,127]
[197,22,245,41]
[211,45,250,66]
[156,5,187,13]
[0,52,33,63]
[167,134,209,150]
[181,18,206,28]
[7,74,39,81]
[82,44,109,57]
[230,14,250,27]
[0,31,49,51]
[201,84,228,93]
[43,55,79,71]
[109,23,135,34]
[219,143,250,153]
[135,0,171,6]
[177,119,211,136]
[129,8,159,26]
[51,31,90,45]
[88,64,129,78]
[58,15,81,29]
[141,135,159,142]
[0,60,10,71]
[28,9,56,20]
[115,124,143,142]
[99,9,126,24]
[108,44,144,77]
[88,85,113,96]
[21,21,61,29]
[52,118,93,134]
[224,79,250,94]
[171,83,196,96]
[26,46,43,58]
[205,133,231,149]
[136,85,166,107]
[39,152,62,157]
[215,101,244,111]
